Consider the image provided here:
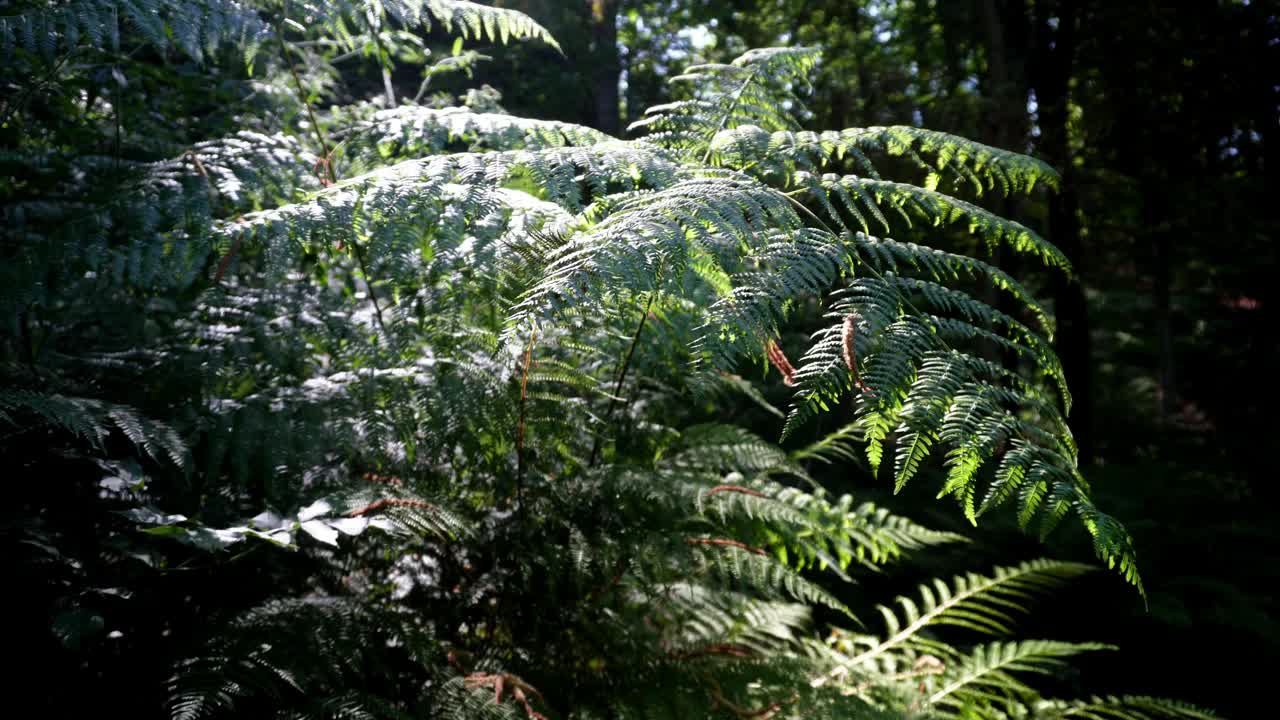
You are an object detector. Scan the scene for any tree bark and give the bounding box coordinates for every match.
[588,0,621,135]
[1032,0,1093,460]
[976,0,1032,371]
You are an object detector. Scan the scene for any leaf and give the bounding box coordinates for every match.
[297,499,333,521]
[52,609,105,650]
[300,519,340,546]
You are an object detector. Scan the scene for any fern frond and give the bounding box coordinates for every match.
[832,560,1093,672]
[631,47,821,158]
[508,173,800,340]
[421,0,560,51]
[690,541,855,619]
[795,171,1071,270]
[0,0,269,61]
[0,388,186,466]
[337,106,613,170]
[1034,695,1223,720]
[710,124,1060,195]
[850,233,1055,337]
[928,640,1114,708]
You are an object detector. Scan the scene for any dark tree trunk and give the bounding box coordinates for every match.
[1152,219,1175,424]
[1032,0,1093,460]
[976,0,1032,371]
[588,0,621,135]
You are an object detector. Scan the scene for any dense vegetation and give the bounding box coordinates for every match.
[4,1,1267,717]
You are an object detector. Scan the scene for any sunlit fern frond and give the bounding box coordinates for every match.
[836,560,1094,670]
[337,106,615,170]
[1028,695,1223,720]
[630,46,822,158]
[792,171,1070,270]
[926,640,1114,711]
[709,124,1060,195]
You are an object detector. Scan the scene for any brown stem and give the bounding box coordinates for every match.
[276,23,334,184]
[212,234,243,283]
[705,485,768,498]
[346,497,436,517]
[685,537,767,556]
[672,643,756,660]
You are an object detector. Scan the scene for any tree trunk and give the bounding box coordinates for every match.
[976,0,1032,371]
[1152,220,1175,424]
[1032,0,1093,460]
[588,0,621,135]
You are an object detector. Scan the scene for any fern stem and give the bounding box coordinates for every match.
[589,290,658,467]
[781,192,955,356]
[277,23,390,339]
[351,242,391,344]
[361,10,398,108]
[516,326,538,509]
[275,23,334,183]
[701,69,758,165]
[819,562,1052,682]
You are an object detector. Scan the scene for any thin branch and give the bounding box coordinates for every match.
[516,326,538,512]
[588,290,658,467]
[275,23,334,182]
[702,68,758,165]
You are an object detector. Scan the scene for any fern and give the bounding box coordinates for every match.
[0,387,186,466]
[0,0,270,61]
[2,5,1201,717]
[927,640,1114,708]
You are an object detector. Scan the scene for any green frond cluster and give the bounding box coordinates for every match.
[928,640,1115,708]
[337,105,615,169]
[3,10,1190,717]
[630,46,821,156]
[806,560,1183,720]
[0,0,269,61]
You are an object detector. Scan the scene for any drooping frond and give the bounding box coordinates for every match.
[767,269,1145,584]
[418,0,560,50]
[793,171,1071,270]
[709,124,1060,195]
[0,388,186,466]
[848,233,1054,336]
[290,0,560,52]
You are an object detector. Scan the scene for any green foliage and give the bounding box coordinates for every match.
[1,2,1211,719]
